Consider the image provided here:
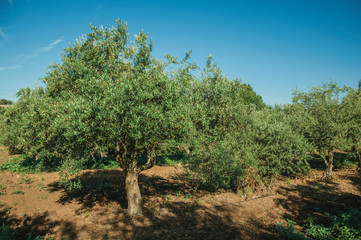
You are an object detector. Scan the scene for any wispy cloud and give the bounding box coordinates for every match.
[13,53,40,62]
[0,28,7,40]
[36,37,64,53]
[96,5,106,10]
[0,65,22,71]
[13,36,64,62]
[8,0,13,6]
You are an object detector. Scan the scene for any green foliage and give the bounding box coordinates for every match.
[341,80,361,170]
[186,58,255,190]
[0,224,17,240]
[58,159,83,191]
[19,173,33,184]
[0,156,43,173]
[276,219,308,240]
[333,153,358,169]
[251,108,311,177]
[276,209,361,240]
[292,81,350,154]
[2,20,194,175]
[12,190,24,195]
[239,83,266,110]
[306,209,361,240]
[0,224,45,240]
[155,152,185,166]
[82,157,120,170]
[1,20,199,214]
[187,60,310,191]
[0,99,12,105]
[0,110,6,145]
[291,81,351,177]
[1,20,269,199]
[187,143,246,191]
[1,87,49,157]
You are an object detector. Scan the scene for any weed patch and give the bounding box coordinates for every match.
[12,189,24,195]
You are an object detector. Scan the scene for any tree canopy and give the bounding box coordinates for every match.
[291,81,350,177]
[3,20,196,215]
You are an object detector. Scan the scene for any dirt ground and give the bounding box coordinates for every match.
[0,146,360,240]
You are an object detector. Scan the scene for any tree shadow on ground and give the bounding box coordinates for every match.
[91,201,279,240]
[274,172,361,226]
[0,209,77,239]
[48,169,281,239]
[49,169,129,209]
[48,169,190,210]
[340,170,361,192]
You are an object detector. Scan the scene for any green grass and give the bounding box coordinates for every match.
[155,154,184,166]
[0,155,44,173]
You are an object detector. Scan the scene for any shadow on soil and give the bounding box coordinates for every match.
[47,169,279,240]
[342,171,361,191]
[274,171,361,226]
[0,209,77,239]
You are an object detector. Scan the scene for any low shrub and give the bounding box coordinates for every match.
[0,224,17,240]
[276,208,361,240]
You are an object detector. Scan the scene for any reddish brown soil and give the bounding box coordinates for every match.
[0,147,360,240]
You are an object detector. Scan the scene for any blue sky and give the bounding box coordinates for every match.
[0,0,360,105]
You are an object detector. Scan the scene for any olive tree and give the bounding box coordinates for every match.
[186,59,309,191]
[6,20,193,215]
[292,81,350,178]
[251,107,311,178]
[2,88,47,155]
[342,80,361,172]
[186,58,256,190]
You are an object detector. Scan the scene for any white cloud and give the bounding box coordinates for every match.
[13,53,40,62]
[12,36,64,63]
[36,37,64,53]
[0,65,22,71]
[0,28,7,40]
[96,5,106,10]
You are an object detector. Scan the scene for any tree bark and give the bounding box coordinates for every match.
[125,168,143,215]
[323,150,334,179]
[357,151,361,173]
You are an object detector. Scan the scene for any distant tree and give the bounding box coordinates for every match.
[292,81,350,178]
[4,20,193,215]
[239,83,266,110]
[2,88,45,154]
[0,99,13,105]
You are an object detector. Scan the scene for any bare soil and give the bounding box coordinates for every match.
[0,147,360,240]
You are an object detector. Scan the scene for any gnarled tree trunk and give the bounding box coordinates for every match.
[125,168,143,215]
[117,144,157,216]
[323,150,334,178]
[123,151,143,216]
[357,151,361,173]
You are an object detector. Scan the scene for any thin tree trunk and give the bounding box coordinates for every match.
[357,151,361,173]
[323,151,334,178]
